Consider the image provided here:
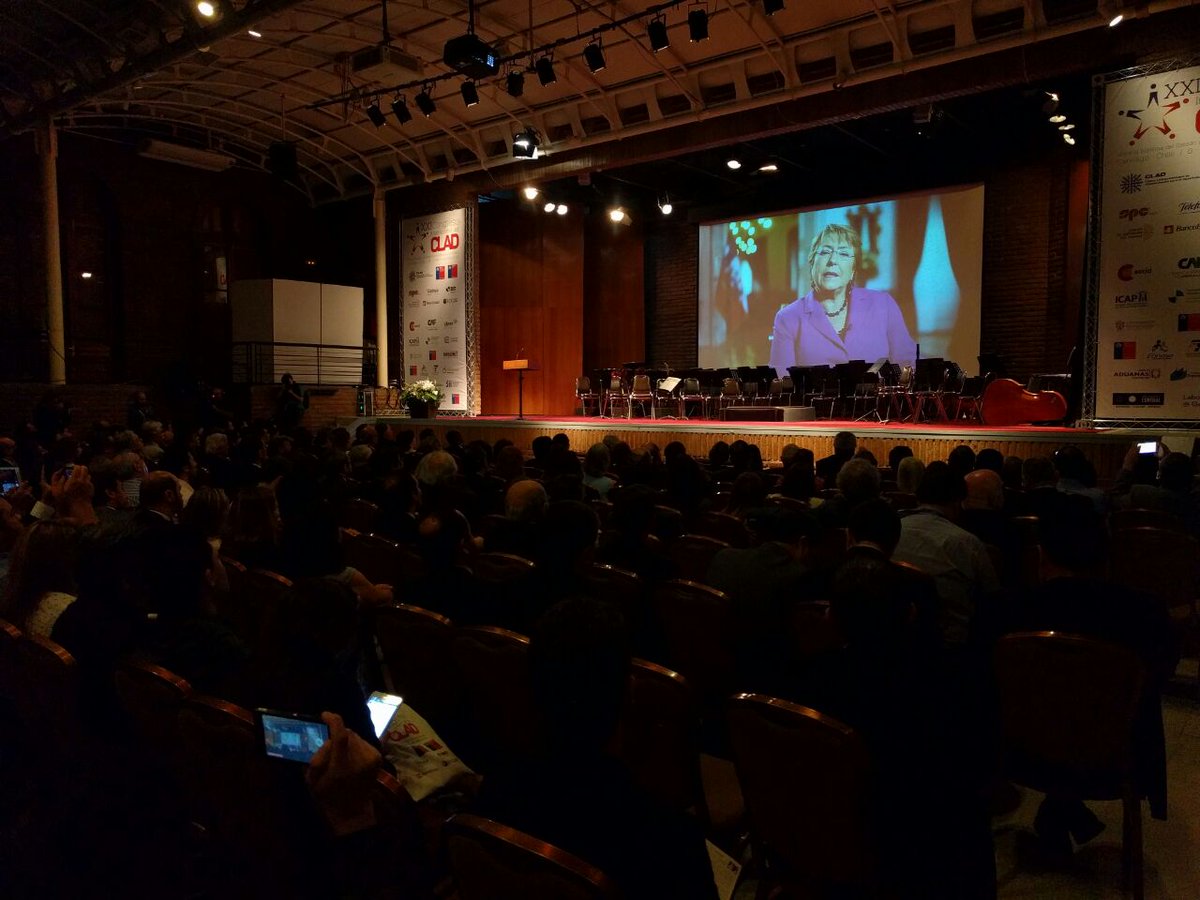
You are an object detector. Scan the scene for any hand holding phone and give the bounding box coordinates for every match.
[1137,440,1157,456]
[366,691,404,739]
[256,708,331,763]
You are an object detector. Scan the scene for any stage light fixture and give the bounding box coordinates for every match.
[1058,123,1075,131]
[758,162,779,173]
[365,101,387,127]
[415,86,436,116]
[1099,0,1126,26]
[688,7,709,42]
[1041,92,1060,115]
[1063,133,1076,145]
[506,69,525,97]
[763,0,784,15]
[81,271,94,279]
[196,1,216,18]
[609,208,626,223]
[248,30,262,38]
[523,186,540,200]
[460,81,479,108]
[583,40,606,73]
[726,158,742,170]
[647,16,670,52]
[535,56,557,86]
[557,204,568,215]
[1048,114,1066,123]
[392,95,412,125]
[658,196,673,215]
[543,201,556,213]
[513,127,542,159]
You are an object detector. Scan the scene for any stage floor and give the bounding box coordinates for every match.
[356,413,1175,474]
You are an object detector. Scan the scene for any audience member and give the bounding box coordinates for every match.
[887,444,914,472]
[1053,445,1106,512]
[815,431,856,486]
[0,521,78,637]
[895,455,925,495]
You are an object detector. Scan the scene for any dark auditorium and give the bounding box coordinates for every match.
[4,1,1200,898]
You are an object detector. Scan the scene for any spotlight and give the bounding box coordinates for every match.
[1058,123,1076,131]
[1063,133,1076,145]
[1048,114,1066,124]
[460,81,479,108]
[1099,0,1126,25]
[647,16,670,52]
[506,70,525,97]
[415,86,436,116]
[196,1,216,18]
[658,196,673,215]
[543,201,556,213]
[557,204,568,215]
[81,271,93,279]
[583,41,606,73]
[726,158,742,170]
[513,127,541,159]
[1041,92,1060,115]
[248,30,262,38]
[535,56,556,86]
[763,0,784,15]
[523,186,540,200]
[1108,12,1124,26]
[391,96,411,125]
[609,208,626,223]
[758,162,779,173]
[688,7,709,42]
[365,101,387,128]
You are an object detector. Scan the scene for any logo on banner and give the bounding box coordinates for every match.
[443,351,459,359]
[1114,291,1149,307]
[427,318,437,326]
[1114,341,1138,360]
[408,321,416,331]
[1112,393,1166,407]
[435,266,445,279]
[1181,200,1200,214]
[1179,313,1200,331]
[1112,368,1161,379]
[430,233,460,253]
[1179,257,1200,271]
[1148,338,1174,359]
[447,263,459,278]
[452,393,461,405]
[410,365,418,376]
[1115,319,1156,331]
[1118,264,1152,281]
[407,338,418,347]
[1164,223,1200,234]
[1169,288,1200,303]
[406,225,430,256]
[1170,367,1192,380]
[1121,174,1144,193]
[428,351,437,361]
[1118,207,1152,221]
[1117,80,1194,145]
[1117,224,1155,241]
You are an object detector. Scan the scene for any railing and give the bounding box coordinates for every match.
[232,341,365,386]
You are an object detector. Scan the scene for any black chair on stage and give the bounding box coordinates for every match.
[628,373,655,418]
[603,372,628,418]
[575,376,600,416]
[679,377,708,419]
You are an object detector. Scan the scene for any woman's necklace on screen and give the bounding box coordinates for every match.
[822,294,849,337]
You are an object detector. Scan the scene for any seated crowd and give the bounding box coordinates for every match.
[0,400,1193,899]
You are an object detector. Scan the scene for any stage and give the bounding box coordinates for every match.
[354,413,1180,477]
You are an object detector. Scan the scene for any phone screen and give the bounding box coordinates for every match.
[0,467,19,495]
[258,710,330,763]
[1137,440,1157,455]
[367,691,404,739]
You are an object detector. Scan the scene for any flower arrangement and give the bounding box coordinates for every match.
[400,379,443,404]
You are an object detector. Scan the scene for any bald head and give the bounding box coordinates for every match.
[506,479,548,522]
[963,469,1004,512]
[141,471,182,518]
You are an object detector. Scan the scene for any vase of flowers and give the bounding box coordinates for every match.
[401,379,443,418]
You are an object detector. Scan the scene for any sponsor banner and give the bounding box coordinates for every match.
[401,209,468,412]
[1095,63,1200,419]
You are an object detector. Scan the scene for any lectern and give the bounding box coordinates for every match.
[502,359,536,420]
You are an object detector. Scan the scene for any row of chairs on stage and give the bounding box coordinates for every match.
[575,360,986,423]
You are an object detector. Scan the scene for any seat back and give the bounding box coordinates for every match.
[621,659,705,816]
[653,580,736,705]
[243,568,295,651]
[217,556,259,646]
[788,600,842,661]
[994,632,1144,792]
[339,498,381,533]
[445,814,621,900]
[575,375,593,395]
[683,377,701,394]
[630,373,651,395]
[342,529,403,585]
[14,635,81,754]
[582,563,644,639]
[804,526,850,570]
[451,626,539,772]
[371,604,461,729]
[1109,526,1199,615]
[667,533,730,583]
[1111,507,1187,534]
[692,511,752,547]
[728,693,873,887]
[471,551,538,583]
[114,659,193,757]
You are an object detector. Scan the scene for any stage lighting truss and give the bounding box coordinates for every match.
[647,15,670,52]
[391,95,412,125]
[415,84,437,116]
[365,100,387,127]
[535,55,557,86]
[513,127,542,159]
[688,6,709,42]
[583,39,606,73]
[461,81,479,107]
[506,69,525,97]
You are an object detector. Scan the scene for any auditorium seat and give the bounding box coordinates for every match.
[451,625,538,774]
[371,603,461,729]
[339,498,381,533]
[667,534,731,583]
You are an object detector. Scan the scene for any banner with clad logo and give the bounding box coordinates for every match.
[1092,62,1200,421]
[401,209,469,414]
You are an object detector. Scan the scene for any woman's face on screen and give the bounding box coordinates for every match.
[810,236,855,296]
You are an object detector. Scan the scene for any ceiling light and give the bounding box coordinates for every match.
[1108,12,1124,25]
[1042,93,1060,115]
[506,70,525,98]
[647,16,670,52]
[1063,133,1076,145]
[557,204,568,215]
[609,208,626,223]
[688,8,709,42]
[727,158,742,170]
[535,56,556,86]
[523,186,540,200]
[196,1,216,18]
[81,271,93,279]
[1058,123,1075,131]
[248,30,262,38]
[583,41,606,73]
[758,162,779,173]
[763,0,784,15]
[658,196,673,215]
[365,101,386,127]
[415,87,436,116]
[543,201,556,213]
[392,96,411,125]
[460,81,479,108]
[513,127,541,159]
[1048,114,1066,123]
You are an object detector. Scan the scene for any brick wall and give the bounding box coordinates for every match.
[645,218,700,368]
[248,385,359,430]
[0,383,150,434]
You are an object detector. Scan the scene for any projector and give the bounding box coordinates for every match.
[443,33,501,79]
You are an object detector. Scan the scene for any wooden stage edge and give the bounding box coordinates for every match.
[353,414,1192,476]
